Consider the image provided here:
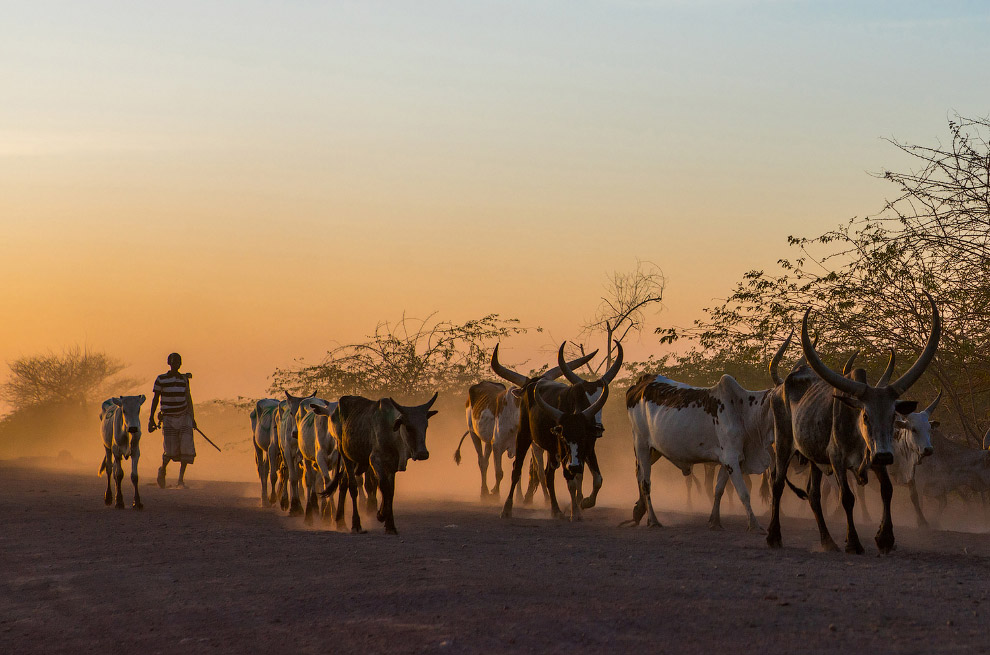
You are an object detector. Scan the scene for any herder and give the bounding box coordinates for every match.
[149,353,197,488]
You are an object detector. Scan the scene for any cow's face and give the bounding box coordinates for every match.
[582,382,606,438]
[391,393,439,461]
[549,414,597,478]
[894,406,935,466]
[113,395,146,435]
[492,388,523,457]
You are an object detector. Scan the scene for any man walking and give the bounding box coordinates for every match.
[149,352,197,488]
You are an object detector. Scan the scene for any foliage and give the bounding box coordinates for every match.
[269,313,534,401]
[657,114,990,443]
[1,346,136,409]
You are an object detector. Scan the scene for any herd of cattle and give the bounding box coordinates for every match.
[96,293,990,552]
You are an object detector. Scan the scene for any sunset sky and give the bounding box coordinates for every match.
[1,1,987,403]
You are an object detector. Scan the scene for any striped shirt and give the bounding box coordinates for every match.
[153,372,191,415]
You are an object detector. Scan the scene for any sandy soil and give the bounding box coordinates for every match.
[2,461,989,655]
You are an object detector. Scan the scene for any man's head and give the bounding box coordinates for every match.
[167,352,182,372]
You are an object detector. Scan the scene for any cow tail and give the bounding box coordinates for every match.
[759,471,771,504]
[453,430,470,465]
[784,471,808,500]
[98,458,106,477]
[320,455,345,498]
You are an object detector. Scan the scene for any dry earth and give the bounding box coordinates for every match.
[2,461,989,655]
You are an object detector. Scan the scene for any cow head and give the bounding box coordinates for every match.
[533,381,609,477]
[555,342,622,435]
[894,390,940,466]
[112,395,146,436]
[490,344,599,389]
[492,387,525,457]
[282,390,316,439]
[800,292,941,468]
[389,392,439,461]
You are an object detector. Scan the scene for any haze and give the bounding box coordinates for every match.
[2,1,987,401]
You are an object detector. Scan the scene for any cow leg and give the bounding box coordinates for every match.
[364,470,378,515]
[287,456,303,516]
[347,469,365,534]
[908,480,928,528]
[724,461,764,533]
[103,448,114,505]
[255,442,270,506]
[632,433,662,528]
[708,466,730,530]
[565,466,583,522]
[378,470,398,535]
[704,463,717,502]
[580,449,604,509]
[766,411,793,548]
[499,432,532,519]
[759,471,771,508]
[302,462,317,525]
[835,467,864,554]
[113,454,125,509]
[874,465,895,554]
[470,432,489,498]
[130,445,143,510]
[806,466,838,551]
[523,448,546,504]
[545,459,564,519]
[334,474,348,529]
[856,481,873,523]
[267,444,281,505]
[492,446,504,499]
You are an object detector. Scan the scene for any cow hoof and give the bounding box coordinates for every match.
[747,523,766,534]
[280,500,289,511]
[351,527,367,534]
[580,498,596,510]
[104,494,113,506]
[114,501,125,510]
[766,536,782,549]
[569,514,583,522]
[303,514,313,525]
[708,520,723,531]
[844,542,863,555]
[376,510,386,523]
[385,527,398,535]
[522,495,534,506]
[647,520,663,529]
[132,501,143,511]
[499,509,512,519]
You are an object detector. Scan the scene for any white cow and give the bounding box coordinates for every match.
[454,381,548,502]
[99,395,146,509]
[278,391,315,516]
[888,391,940,526]
[250,398,282,506]
[295,396,340,524]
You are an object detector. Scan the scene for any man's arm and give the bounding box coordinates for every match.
[185,375,196,429]
[148,390,161,432]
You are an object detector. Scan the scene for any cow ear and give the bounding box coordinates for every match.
[393,418,403,432]
[929,421,940,429]
[833,395,862,409]
[895,400,919,416]
[427,410,438,419]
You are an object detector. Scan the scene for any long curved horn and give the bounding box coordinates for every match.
[841,350,859,376]
[600,342,624,385]
[533,382,564,423]
[543,349,599,381]
[877,349,896,386]
[557,343,586,385]
[801,309,868,398]
[795,333,819,367]
[422,391,439,410]
[581,384,610,421]
[889,293,941,396]
[923,389,943,417]
[491,344,530,387]
[769,329,794,386]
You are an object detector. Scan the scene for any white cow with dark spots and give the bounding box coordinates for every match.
[99,395,147,509]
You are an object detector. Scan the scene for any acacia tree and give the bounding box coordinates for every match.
[579,260,666,372]
[1,347,134,408]
[269,313,533,400]
[664,113,990,443]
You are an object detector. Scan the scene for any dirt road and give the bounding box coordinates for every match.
[1,462,988,654]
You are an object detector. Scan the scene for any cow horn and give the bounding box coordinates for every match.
[533,382,564,423]
[841,350,859,376]
[543,349,599,381]
[422,391,439,410]
[601,342,624,385]
[889,293,941,396]
[801,309,868,399]
[877,349,896,387]
[491,344,530,387]
[557,343,586,385]
[795,334,819,367]
[769,329,794,386]
[581,384,610,421]
[923,389,942,417]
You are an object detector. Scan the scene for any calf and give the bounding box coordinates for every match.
[99,395,146,509]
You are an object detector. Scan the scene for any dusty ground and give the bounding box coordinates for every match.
[2,461,989,655]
